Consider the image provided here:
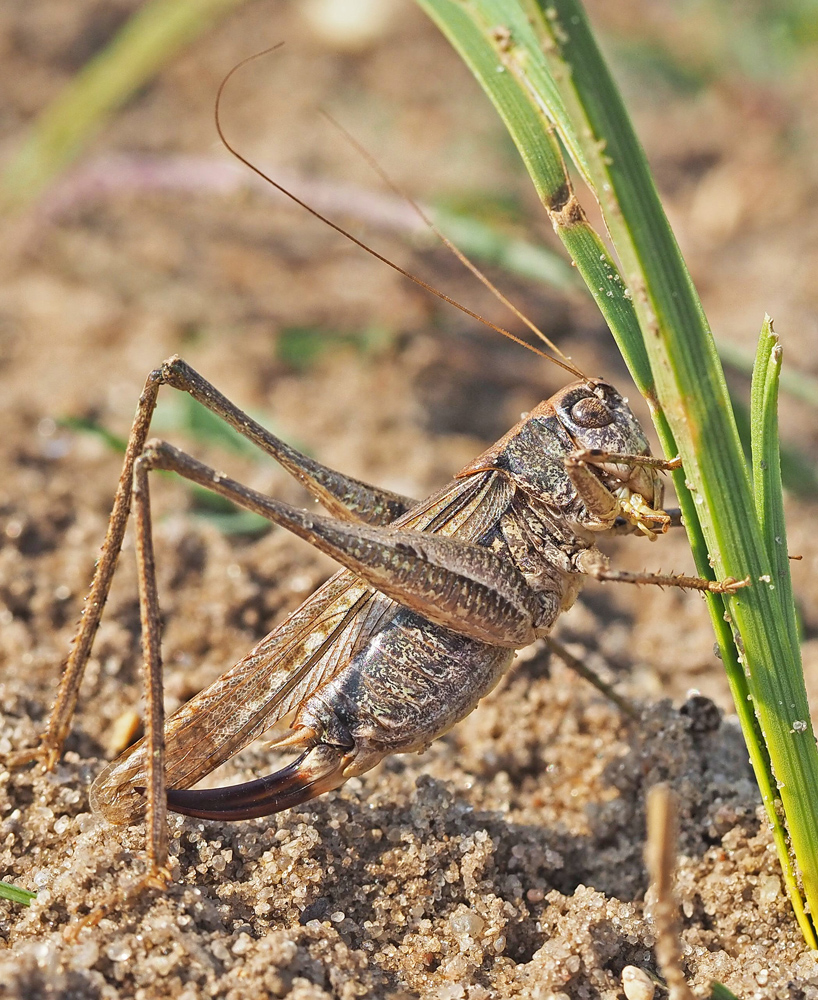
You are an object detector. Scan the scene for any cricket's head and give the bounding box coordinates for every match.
[553,379,667,534]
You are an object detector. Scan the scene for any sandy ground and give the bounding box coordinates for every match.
[2,1,818,997]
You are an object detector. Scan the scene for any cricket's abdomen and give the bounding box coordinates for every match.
[164,611,516,822]
[297,607,515,762]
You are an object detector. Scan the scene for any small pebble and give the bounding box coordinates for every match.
[622,965,655,1000]
[105,941,133,963]
[449,909,484,938]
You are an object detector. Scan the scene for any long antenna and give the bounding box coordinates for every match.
[215,48,585,380]
[321,110,580,372]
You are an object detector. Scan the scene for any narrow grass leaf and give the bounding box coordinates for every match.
[431,208,581,291]
[522,0,818,946]
[0,0,249,214]
[0,879,35,906]
[709,984,742,1000]
[719,339,818,407]
[60,416,128,455]
[750,319,801,678]
[417,0,654,387]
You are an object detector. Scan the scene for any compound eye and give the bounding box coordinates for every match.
[570,396,613,428]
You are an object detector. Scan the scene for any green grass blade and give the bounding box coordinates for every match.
[732,397,818,502]
[719,338,818,408]
[432,207,582,291]
[533,1,818,943]
[189,489,271,536]
[0,879,35,906]
[59,416,129,455]
[750,318,801,661]
[416,0,818,946]
[177,395,265,459]
[417,0,652,387]
[0,0,249,214]
[419,0,593,186]
[522,0,817,946]
[710,983,742,1000]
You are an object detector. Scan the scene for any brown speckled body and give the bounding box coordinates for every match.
[90,376,664,824]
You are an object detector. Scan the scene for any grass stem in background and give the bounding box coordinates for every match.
[0,0,249,214]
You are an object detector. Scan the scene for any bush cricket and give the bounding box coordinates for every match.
[4,59,747,926]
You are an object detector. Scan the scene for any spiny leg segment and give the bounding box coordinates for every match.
[8,373,163,772]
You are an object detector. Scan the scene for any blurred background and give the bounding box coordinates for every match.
[1,0,817,733]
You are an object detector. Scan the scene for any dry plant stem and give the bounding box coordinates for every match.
[645,784,696,1000]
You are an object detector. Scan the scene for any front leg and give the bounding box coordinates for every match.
[609,507,684,536]
[571,448,682,473]
[575,548,749,595]
[566,446,748,593]
[564,446,679,538]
